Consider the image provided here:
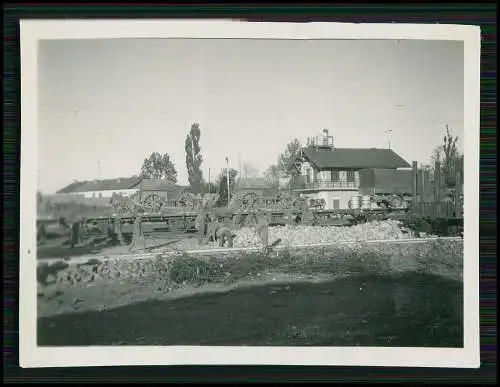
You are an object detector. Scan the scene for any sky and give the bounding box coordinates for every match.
[38,38,464,194]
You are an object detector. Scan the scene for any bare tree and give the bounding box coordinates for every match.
[441,125,461,189]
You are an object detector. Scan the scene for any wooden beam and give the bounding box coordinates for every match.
[434,160,441,204]
[411,161,418,214]
[419,167,426,205]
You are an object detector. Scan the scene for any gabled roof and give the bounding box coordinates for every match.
[45,193,112,206]
[299,147,410,169]
[167,186,188,201]
[235,177,274,191]
[56,181,88,194]
[56,176,187,200]
[138,178,179,191]
[138,179,187,201]
[57,176,142,194]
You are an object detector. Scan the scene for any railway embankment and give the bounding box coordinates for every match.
[37,228,463,319]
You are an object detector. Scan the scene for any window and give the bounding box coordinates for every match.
[346,170,355,182]
[333,198,341,209]
[305,168,311,184]
[331,170,340,182]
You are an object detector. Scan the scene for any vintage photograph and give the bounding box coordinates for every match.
[21,20,480,368]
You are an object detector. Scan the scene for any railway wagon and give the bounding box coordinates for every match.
[357,166,463,210]
[79,205,411,246]
[38,159,464,247]
[358,168,413,208]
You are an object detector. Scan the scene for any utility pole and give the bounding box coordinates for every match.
[97,159,101,179]
[208,168,211,194]
[385,129,393,149]
[139,174,143,202]
[226,157,230,207]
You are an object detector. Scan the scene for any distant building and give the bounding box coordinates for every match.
[234,177,277,198]
[137,178,187,203]
[289,129,411,209]
[57,176,187,203]
[57,176,142,198]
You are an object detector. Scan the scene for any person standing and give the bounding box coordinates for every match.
[70,219,80,248]
[129,214,146,253]
[255,210,270,249]
[196,211,208,245]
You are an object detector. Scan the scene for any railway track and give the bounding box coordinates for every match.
[37,236,463,267]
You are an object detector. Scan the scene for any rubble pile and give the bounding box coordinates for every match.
[233,220,424,248]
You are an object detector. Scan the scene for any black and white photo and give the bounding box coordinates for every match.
[20,20,480,368]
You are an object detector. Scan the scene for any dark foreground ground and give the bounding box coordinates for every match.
[38,272,463,347]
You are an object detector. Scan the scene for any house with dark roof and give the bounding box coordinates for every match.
[288,129,411,209]
[56,176,186,203]
[138,178,187,203]
[234,177,278,198]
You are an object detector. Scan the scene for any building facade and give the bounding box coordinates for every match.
[289,130,411,209]
[57,176,185,203]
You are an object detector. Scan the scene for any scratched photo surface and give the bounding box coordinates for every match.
[35,37,464,348]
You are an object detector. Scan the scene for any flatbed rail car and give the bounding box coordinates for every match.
[80,207,412,237]
[409,201,464,236]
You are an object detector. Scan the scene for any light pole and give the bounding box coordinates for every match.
[208,168,211,194]
[385,129,393,149]
[225,157,230,207]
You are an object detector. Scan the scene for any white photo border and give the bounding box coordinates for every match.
[19,19,481,368]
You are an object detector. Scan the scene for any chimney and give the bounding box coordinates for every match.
[322,129,329,146]
[316,128,333,150]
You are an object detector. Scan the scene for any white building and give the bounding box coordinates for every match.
[57,176,143,198]
[289,130,411,209]
[56,176,186,202]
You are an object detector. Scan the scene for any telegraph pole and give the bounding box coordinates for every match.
[208,168,211,194]
[385,129,393,149]
[226,157,230,207]
[97,159,101,179]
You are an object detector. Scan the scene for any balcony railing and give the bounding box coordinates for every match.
[298,179,359,190]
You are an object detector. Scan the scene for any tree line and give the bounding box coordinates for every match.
[424,125,464,199]
[139,123,240,204]
[139,122,464,203]
[139,121,301,198]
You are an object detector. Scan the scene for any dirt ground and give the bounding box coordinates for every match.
[38,272,463,347]
[36,234,201,261]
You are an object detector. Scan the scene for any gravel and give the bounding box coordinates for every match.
[232,220,426,248]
